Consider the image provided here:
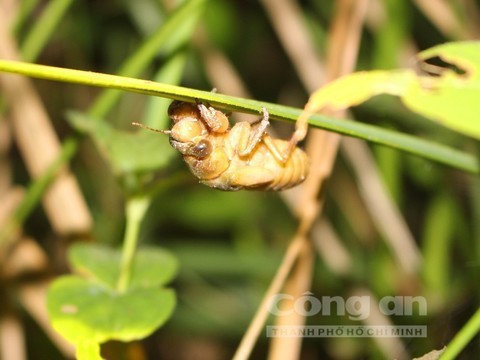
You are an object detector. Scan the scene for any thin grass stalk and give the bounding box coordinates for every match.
[267,1,369,359]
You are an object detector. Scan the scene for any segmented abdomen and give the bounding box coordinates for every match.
[264,140,310,190]
[198,138,310,191]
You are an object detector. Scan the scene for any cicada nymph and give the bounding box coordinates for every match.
[133,100,310,191]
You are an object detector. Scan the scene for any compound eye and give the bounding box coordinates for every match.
[192,139,212,158]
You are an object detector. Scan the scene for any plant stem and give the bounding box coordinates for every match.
[0,59,477,174]
[441,307,480,359]
[116,196,151,293]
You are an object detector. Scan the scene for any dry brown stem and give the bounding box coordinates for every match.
[0,314,26,360]
[341,137,422,274]
[0,9,92,237]
[17,281,75,357]
[231,1,369,359]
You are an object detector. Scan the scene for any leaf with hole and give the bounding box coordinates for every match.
[402,41,480,138]
[306,41,480,139]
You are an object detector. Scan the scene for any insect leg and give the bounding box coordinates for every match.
[236,107,293,164]
[261,108,310,164]
[236,107,270,157]
[283,110,309,161]
[196,102,229,133]
[262,135,290,163]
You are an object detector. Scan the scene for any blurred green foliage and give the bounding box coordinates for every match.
[2,0,480,359]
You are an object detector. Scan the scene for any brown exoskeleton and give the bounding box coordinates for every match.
[133,100,310,191]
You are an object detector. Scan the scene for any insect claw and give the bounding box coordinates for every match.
[261,106,269,119]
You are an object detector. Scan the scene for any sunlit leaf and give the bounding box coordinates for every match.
[76,341,103,360]
[306,41,480,139]
[418,41,480,78]
[403,41,480,138]
[306,70,414,112]
[47,276,176,344]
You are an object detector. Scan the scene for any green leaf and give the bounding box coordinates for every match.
[69,243,178,290]
[418,41,480,78]
[67,111,176,176]
[305,69,414,110]
[76,341,103,360]
[47,276,176,344]
[402,41,480,138]
[306,41,480,139]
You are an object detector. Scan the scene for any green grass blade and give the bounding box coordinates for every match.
[142,51,189,128]
[0,59,477,174]
[89,0,208,118]
[11,0,40,35]
[422,193,455,296]
[441,307,480,359]
[20,0,75,61]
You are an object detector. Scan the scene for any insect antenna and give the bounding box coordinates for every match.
[131,122,170,134]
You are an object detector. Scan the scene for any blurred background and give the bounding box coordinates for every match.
[0,0,479,359]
